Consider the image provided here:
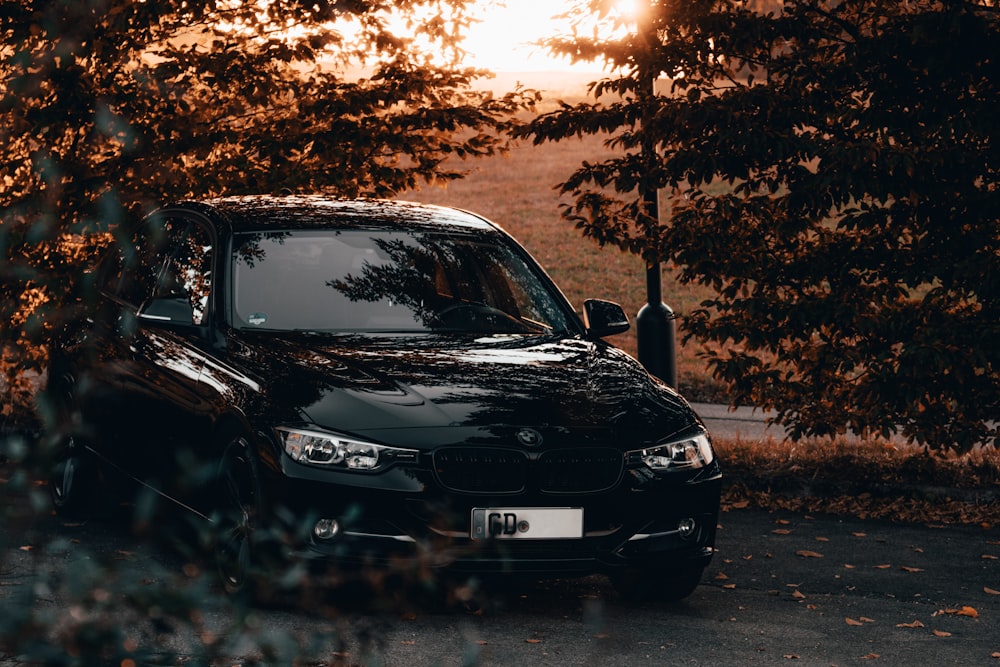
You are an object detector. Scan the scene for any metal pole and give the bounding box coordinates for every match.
[634,2,677,387]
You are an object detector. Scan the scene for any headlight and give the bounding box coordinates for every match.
[629,432,715,472]
[276,427,417,472]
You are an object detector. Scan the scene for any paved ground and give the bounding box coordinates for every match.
[691,402,786,442]
[2,489,998,666]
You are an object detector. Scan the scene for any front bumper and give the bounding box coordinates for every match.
[256,447,722,578]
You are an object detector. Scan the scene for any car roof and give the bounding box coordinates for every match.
[168,195,499,235]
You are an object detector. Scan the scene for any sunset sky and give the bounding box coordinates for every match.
[465,0,635,72]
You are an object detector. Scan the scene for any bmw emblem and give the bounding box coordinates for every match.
[515,428,543,447]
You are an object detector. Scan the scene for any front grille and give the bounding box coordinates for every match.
[432,446,624,495]
[535,448,624,493]
[433,448,527,494]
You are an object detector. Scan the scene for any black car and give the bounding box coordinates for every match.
[48,196,721,601]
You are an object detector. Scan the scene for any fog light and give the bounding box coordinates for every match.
[677,518,697,538]
[314,518,341,540]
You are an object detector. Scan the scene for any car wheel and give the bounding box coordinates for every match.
[49,437,97,518]
[214,436,263,596]
[611,567,704,602]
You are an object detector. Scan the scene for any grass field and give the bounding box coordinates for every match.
[404,129,721,398]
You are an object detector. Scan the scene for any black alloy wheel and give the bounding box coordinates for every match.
[214,436,262,595]
[49,436,96,518]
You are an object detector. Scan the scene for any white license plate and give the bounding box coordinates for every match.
[470,507,583,540]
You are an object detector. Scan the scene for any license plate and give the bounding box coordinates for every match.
[470,507,583,540]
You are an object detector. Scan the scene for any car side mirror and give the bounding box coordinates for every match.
[138,296,195,326]
[583,299,630,338]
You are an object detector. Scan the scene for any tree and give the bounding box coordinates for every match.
[0,0,532,426]
[525,0,999,451]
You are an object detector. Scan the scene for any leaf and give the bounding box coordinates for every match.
[792,590,806,600]
[896,620,925,628]
[982,554,998,560]
[783,655,800,659]
[846,617,864,626]
[899,566,924,573]
[796,550,824,559]
[525,638,542,644]
[985,587,1000,596]
[860,617,876,623]
[933,606,978,619]
[772,529,792,535]
[933,630,952,637]
[874,564,892,569]
[861,653,880,659]
[852,532,867,538]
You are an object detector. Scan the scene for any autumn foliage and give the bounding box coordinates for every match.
[1,0,534,425]
[527,0,999,451]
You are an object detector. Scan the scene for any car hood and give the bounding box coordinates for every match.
[229,332,702,450]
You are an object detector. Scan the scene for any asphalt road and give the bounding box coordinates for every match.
[3,493,998,666]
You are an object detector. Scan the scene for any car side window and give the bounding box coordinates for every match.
[164,222,213,326]
[116,216,214,325]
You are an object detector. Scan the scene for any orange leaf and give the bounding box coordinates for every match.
[985,587,1000,596]
[772,529,792,535]
[723,583,737,590]
[844,564,856,569]
[896,620,925,628]
[525,638,542,644]
[792,590,806,600]
[933,630,952,637]
[900,566,924,573]
[797,550,824,559]
[860,617,876,623]
[846,617,864,626]
[861,653,880,660]
[982,554,998,560]
[852,532,867,537]
[816,536,830,542]
[874,564,892,569]
[957,606,979,618]
[715,572,729,580]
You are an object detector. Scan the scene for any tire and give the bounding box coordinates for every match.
[49,436,97,519]
[611,566,704,602]
[214,436,264,596]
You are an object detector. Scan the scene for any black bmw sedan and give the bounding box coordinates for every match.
[48,195,721,601]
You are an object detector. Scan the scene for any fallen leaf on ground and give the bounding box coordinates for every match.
[983,554,998,560]
[933,630,952,637]
[874,564,892,569]
[846,617,864,626]
[896,620,925,628]
[844,564,856,569]
[797,550,824,558]
[900,566,924,573]
[860,617,876,623]
[991,651,1000,659]
[816,536,830,542]
[852,532,867,537]
[525,638,542,644]
[18,546,33,552]
[715,572,729,580]
[400,640,415,646]
[772,529,792,535]
[985,587,1000,595]
[861,653,880,659]
[723,583,737,589]
[933,606,978,619]
[792,590,806,600]
[783,655,800,659]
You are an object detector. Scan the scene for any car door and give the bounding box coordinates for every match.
[92,213,218,497]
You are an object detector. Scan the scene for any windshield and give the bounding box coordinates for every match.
[231,229,575,334]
